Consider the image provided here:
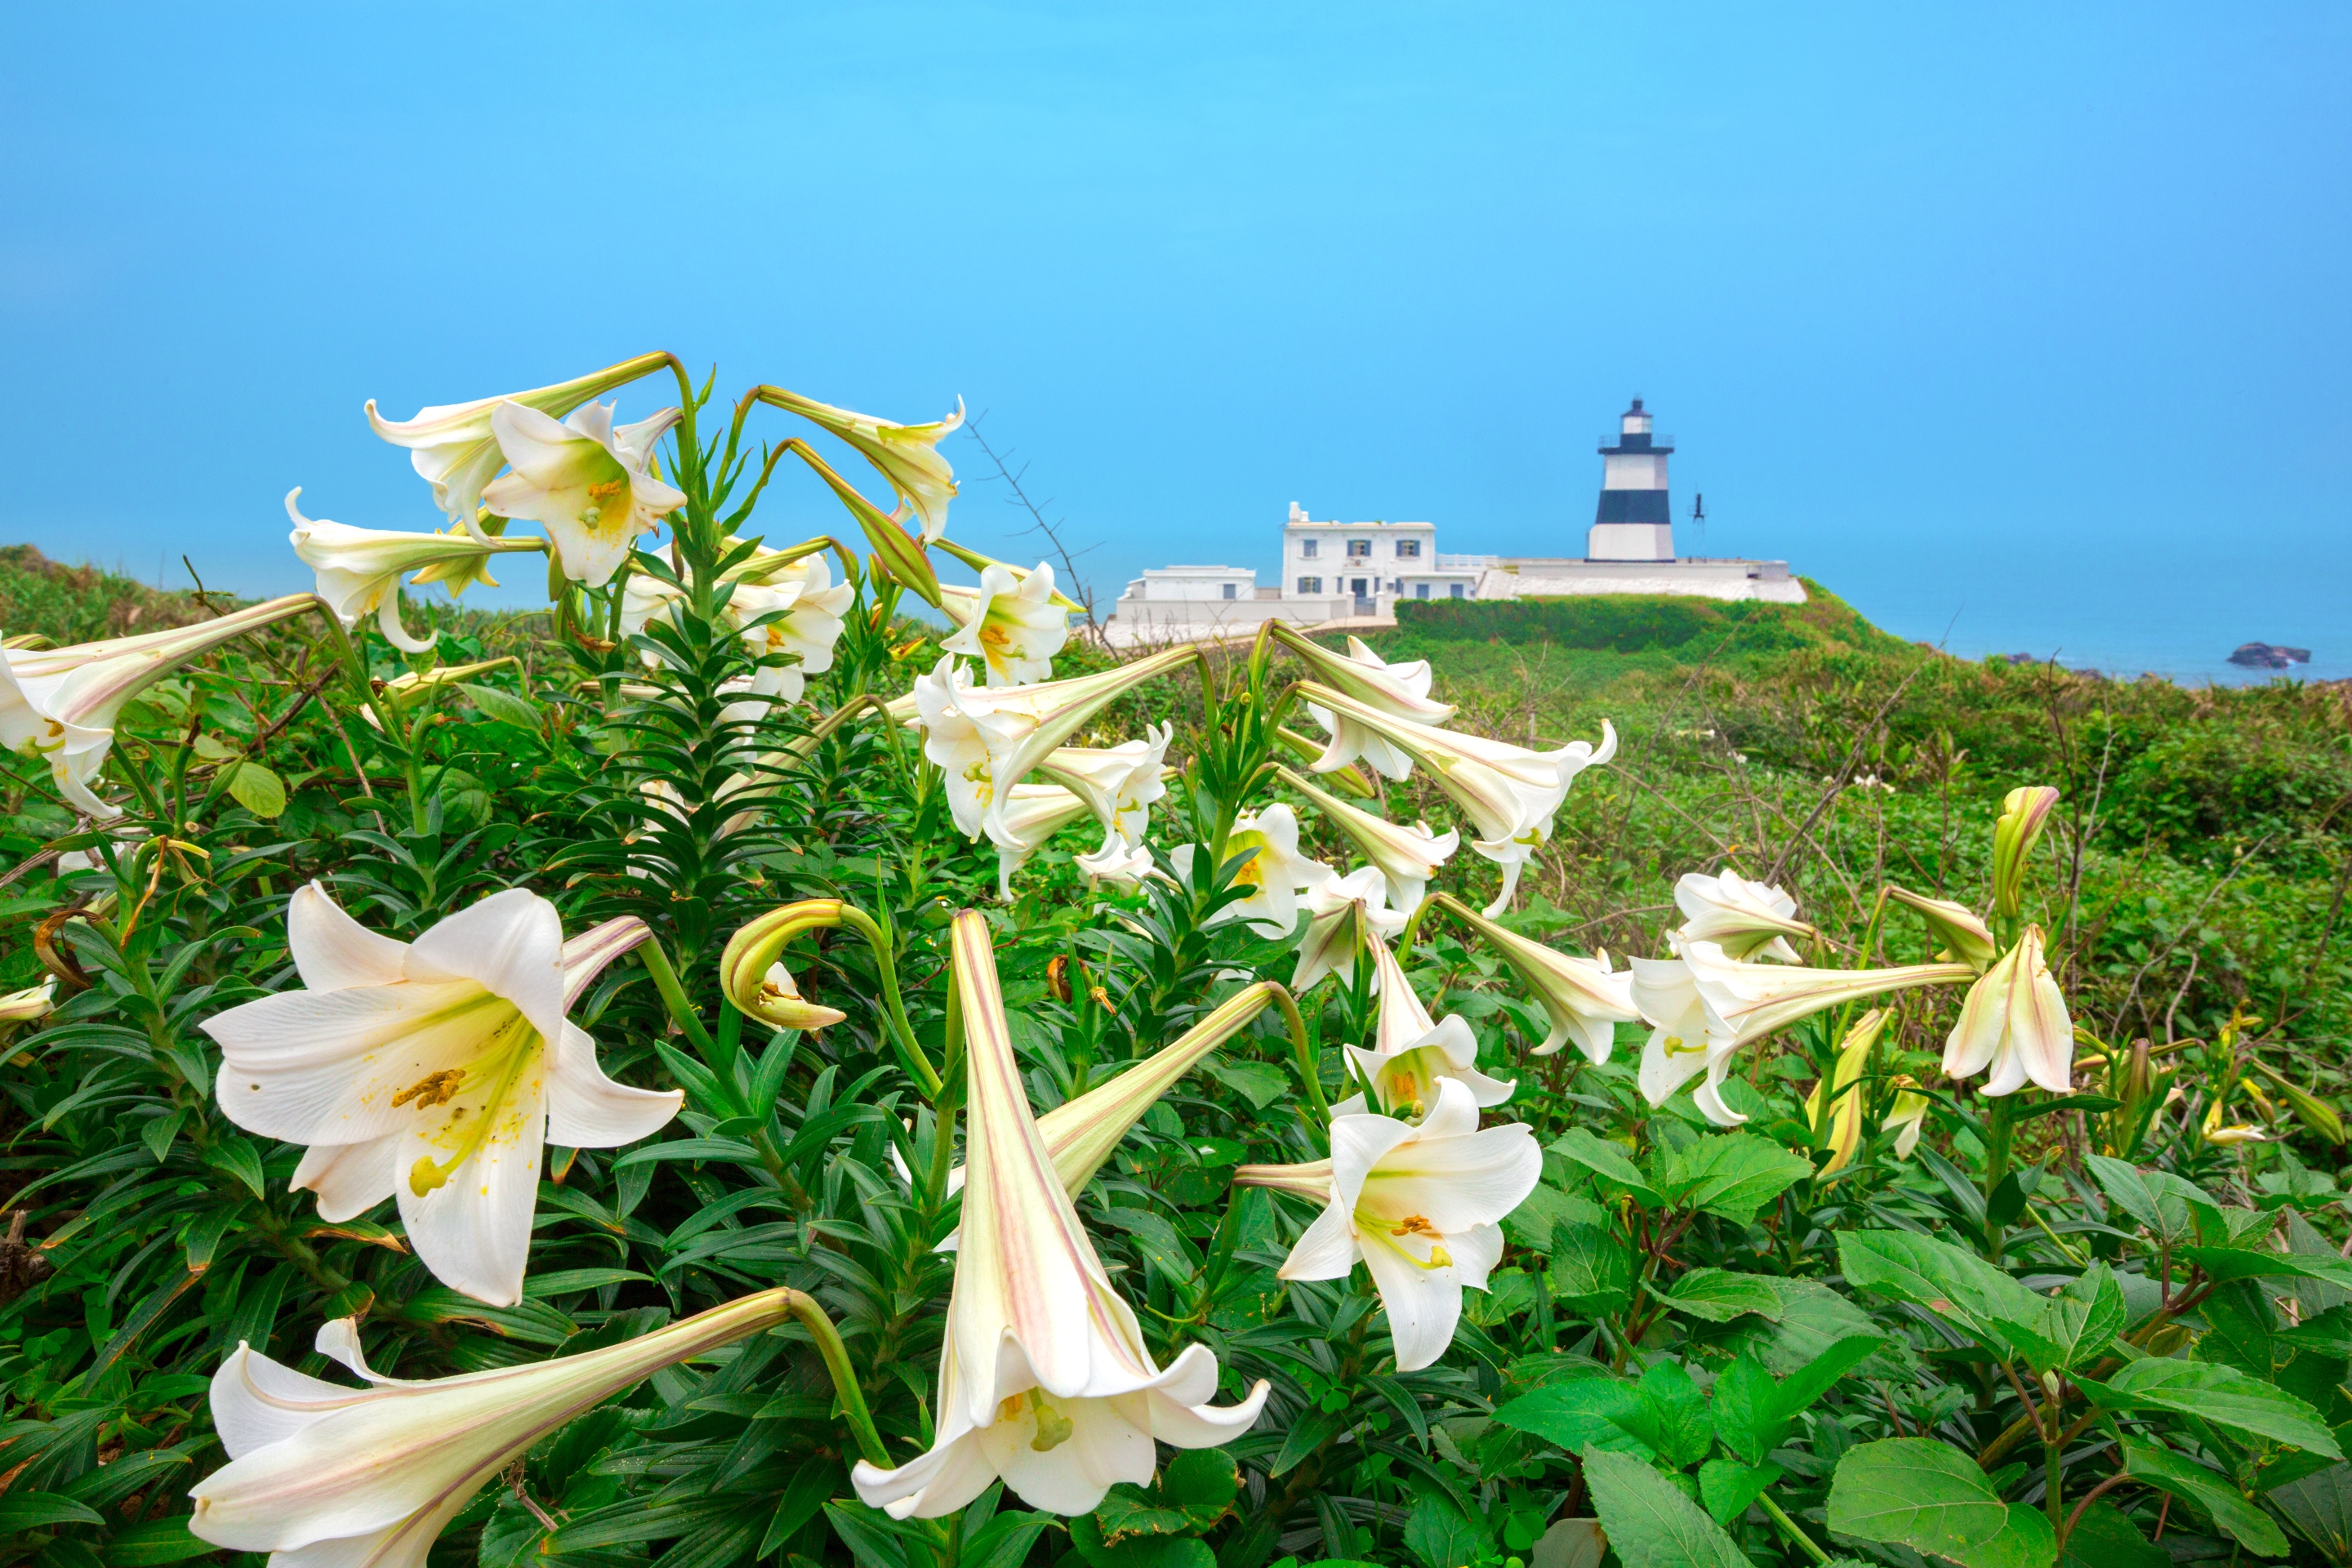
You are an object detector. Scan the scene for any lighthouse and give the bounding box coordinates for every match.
[1587,399,1675,562]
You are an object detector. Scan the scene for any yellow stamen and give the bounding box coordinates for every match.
[390,1068,466,1109]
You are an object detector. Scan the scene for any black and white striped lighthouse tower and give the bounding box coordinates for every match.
[1587,399,1675,562]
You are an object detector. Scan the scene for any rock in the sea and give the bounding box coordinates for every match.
[2229,642,2312,669]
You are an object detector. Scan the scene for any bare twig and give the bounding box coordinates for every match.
[961,411,1102,637]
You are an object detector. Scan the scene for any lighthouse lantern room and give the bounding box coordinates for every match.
[1587,399,1675,562]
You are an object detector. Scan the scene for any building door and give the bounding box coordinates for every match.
[1350,577,1372,615]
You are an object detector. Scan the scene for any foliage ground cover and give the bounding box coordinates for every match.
[4,362,2352,1568]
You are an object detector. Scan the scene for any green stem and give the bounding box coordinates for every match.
[639,937,715,1055]
[1757,1492,1833,1567]
[778,1289,891,1468]
[837,903,939,1097]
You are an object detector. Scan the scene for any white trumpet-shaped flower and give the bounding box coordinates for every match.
[736,552,856,678]
[1291,866,1410,993]
[1242,1079,1539,1372]
[1037,724,1173,865]
[1276,766,1458,915]
[363,354,670,525]
[1168,804,1334,938]
[941,562,1071,686]
[908,650,1192,847]
[1282,631,1456,780]
[285,490,538,653]
[482,403,685,587]
[1,595,319,817]
[1332,935,1512,1118]
[1633,941,1972,1127]
[1886,884,1999,973]
[1942,924,2073,1097]
[1294,688,1614,915]
[851,914,1267,1518]
[1435,894,1638,1061]
[0,978,54,1027]
[200,886,679,1307]
[188,1290,796,1568]
[992,783,1097,901]
[1673,869,1813,963]
[761,387,963,540]
[1074,833,1156,886]
[1883,1076,1931,1159]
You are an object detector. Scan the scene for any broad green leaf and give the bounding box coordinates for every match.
[0,1491,106,1531]
[2187,1246,2352,1294]
[1158,1449,1239,1511]
[2056,1500,2167,1568]
[1503,1183,1606,1250]
[1203,1059,1289,1110]
[1972,1503,2057,1568]
[2120,1437,2290,1557]
[1659,1131,1813,1222]
[1548,1221,1633,1316]
[964,1512,1056,1568]
[1493,1374,1651,1458]
[1656,1268,1786,1323]
[2007,1263,2128,1374]
[227,760,287,817]
[2270,1462,2352,1566]
[1404,1487,1494,1568]
[1837,1229,2044,1341]
[459,680,542,730]
[1550,1128,1663,1206]
[2078,1357,2341,1456]
[1825,1438,2009,1561]
[1698,1458,1783,1526]
[2280,1305,2352,1359]
[2086,1155,2217,1245]
[1695,1276,1909,1381]
[1616,1359,1713,1468]
[105,1517,216,1566]
[1579,1446,1755,1568]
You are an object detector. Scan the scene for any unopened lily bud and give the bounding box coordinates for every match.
[720,900,850,1027]
[2248,1059,2345,1145]
[1991,786,2060,920]
[1886,885,1998,973]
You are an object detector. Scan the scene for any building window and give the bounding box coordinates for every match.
[1415,582,1429,599]
[1298,576,1322,595]
[1396,540,1422,559]
[1222,583,1236,600]
[1450,583,1466,599]
[1299,538,1318,559]
[1346,539,1371,559]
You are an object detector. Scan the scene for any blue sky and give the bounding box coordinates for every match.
[4,4,2346,679]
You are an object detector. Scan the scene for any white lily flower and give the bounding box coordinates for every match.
[1942,924,2072,1096]
[1672,869,1813,963]
[363,354,669,525]
[1075,833,1156,886]
[1168,804,1334,938]
[1635,942,1973,1126]
[993,783,1096,901]
[736,552,855,677]
[200,885,679,1306]
[1036,724,1172,862]
[1291,866,1409,993]
[1434,893,1637,1061]
[1284,632,1455,780]
[1276,766,1457,915]
[941,562,1071,686]
[285,489,537,654]
[908,650,1192,848]
[852,915,1267,1518]
[760,388,963,540]
[1885,885,1999,973]
[1242,1079,1539,1372]
[1294,688,1613,915]
[0,596,318,817]
[1332,935,1513,1118]
[1883,1076,1931,1159]
[482,403,685,587]
[188,1290,796,1568]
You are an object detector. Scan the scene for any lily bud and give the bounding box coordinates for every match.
[0,978,54,1030]
[1886,884,1998,972]
[1432,893,1637,1062]
[1991,786,2060,920]
[1882,1076,1931,1159]
[759,388,962,541]
[720,900,853,1027]
[1276,765,1458,915]
[2248,1058,2346,1145]
[1807,1009,1889,1176]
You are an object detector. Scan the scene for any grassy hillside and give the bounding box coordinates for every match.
[0,545,234,644]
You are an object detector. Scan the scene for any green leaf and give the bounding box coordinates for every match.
[1579,1446,1755,1568]
[523,1267,655,1298]
[1698,1458,1783,1526]
[1825,1438,2011,1562]
[1548,1221,1633,1316]
[1160,1449,1238,1511]
[1617,1359,1713,1469]
[203,1136,268,1200]
[2056,1500,2167,1568]
[227,760,287,817]
[2120,1437,2291,1557]
[1695,1276,1908,1381]
[1655,1268,1786,1323]
[1070,1516,1214,1568]
[1972,1503,2057,1568]
[105,1517,217,1566]
[2007,1262,2128,1374]
[757,1457,840,1558]
[2077,1358,2341,1456]
[459,681,542,730]
[0,1491,106,1531]
[2186,1246,2352,1294]
[2087,1156,2220,1245]
[1405,1487,1494,1568]
[1549,1128,1663,1207]
[1503,1183,1606,1250]
[1836,1229,2044,1341]
[1659,1131,1813,1222]
[1711,1334,1883,1465]
[1203,1059,1289,1110]
[2280,1306,2352,1359]
[1493,1374,1651,1458]
[2269,1462,2352,1565]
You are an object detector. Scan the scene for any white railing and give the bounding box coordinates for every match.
[1436,554,1496,571]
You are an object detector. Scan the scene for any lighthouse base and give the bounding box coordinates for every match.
[1586,523,1677,561]
[1475,557,1807,605]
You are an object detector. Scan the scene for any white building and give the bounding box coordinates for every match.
[1100,399,1803,645]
